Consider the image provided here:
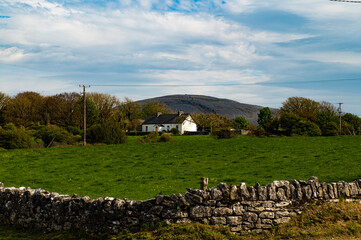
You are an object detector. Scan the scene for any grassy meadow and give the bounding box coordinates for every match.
[0,135,361,200]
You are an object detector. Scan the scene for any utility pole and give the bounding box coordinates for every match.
[338,103,343,135]
[80,85,90,146]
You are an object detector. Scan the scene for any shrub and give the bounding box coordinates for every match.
[254,126,267,137]
[321,122,339,136]
[292,120,322,136]
[170,127,180,135]
[87,121,127,144]
[0,123,32,149]
[137,132,159,143]
[66,126,82,135]
[233,116,249,129]
[34,125,79,147]
[211,129,238,139]
[137,132,172,143]
[159,133,172,142]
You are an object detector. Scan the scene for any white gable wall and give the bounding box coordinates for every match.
[180,115,197,134]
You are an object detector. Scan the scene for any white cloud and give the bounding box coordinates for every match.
[1,0,361,116]
[0,47,27,63]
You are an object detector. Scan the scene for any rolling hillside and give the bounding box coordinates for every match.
[137,94,277,125]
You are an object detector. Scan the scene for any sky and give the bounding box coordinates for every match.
[1,0,361,116]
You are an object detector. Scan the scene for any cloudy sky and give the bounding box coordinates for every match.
[1,0,361,115]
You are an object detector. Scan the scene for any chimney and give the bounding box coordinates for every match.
[156,112,162,117]
[178,111,184,116]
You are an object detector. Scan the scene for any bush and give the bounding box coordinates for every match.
[170,128,180,135]
[34,125,79,147]
[211,129,238,139]
[66,126,82,135]
[0,123,32,149]
[87,122,127,144]
[159,133,172,142]
[254,126,267,137]
[292,120,322,136]
[321,122,339,136]
[137,132,172,143]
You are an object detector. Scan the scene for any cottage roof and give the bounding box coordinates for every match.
[142,113,190,125]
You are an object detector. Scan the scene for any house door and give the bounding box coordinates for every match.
[155,127,158,132]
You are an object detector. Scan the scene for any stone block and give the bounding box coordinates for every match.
[230,185,238,201]
[233,206,244,215]
[259,212,275,219]
[213,207,233,216]
[244,212,258,223]
[238,183,250,200]
[275,201,291,208]
[273,217,291,225]
[211,217,226,225]
[190,206,211,218]
[227,216,242,225]
[261,219,273,224]
[185,192,203,204]
[256,223,272,229]
[210,188,223,201]
[266,183,277,200]
[161,209,188,218]
[230,225,243,232]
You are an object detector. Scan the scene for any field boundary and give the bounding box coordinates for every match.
[0,177,361,234]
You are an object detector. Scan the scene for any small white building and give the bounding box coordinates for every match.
[142,111,197,134]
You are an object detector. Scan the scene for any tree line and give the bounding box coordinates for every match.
[256,97,361,137]
[0,91,174,148]
[0,91,360,149]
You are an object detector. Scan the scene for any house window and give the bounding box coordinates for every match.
[176,125,178,129]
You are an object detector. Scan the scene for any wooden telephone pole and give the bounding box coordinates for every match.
[80,85,90,146]
[338,103,343,135]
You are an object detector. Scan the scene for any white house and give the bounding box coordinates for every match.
[142,111,197,134]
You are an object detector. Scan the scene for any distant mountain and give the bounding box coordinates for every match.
[137,95,277,125]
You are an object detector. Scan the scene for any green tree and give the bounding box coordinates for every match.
[343,113,361,135]
[281,97,334,122]
[119,98,142,131]
[279,112,301,135]
[87,92,120,123]
[0,92,10,125]
[0,123,32,149]
[87,120,127,145]
[140,101,173,119]
[73,96,99,129]
[317,111,339,136]
[3,92,45,127]
[192,113,232,132]
[43,92,81,127]
[292,120,322,136]
[257,107,272,127]
[233,116,249,129]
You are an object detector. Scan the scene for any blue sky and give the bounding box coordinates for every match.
[1,0,361,115]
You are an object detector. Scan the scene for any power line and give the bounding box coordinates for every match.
[330,0,361,3]
[90,77,361,87]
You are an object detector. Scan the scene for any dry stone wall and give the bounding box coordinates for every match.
[1,176,361,235]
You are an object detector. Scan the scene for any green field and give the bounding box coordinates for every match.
[0,135,361,200]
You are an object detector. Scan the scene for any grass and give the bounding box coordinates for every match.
[1,201,361,239]
[0,135,361,200]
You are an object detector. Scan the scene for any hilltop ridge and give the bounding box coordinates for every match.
[137,94,277,125]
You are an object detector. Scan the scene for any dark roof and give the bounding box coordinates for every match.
[142,114,189,125]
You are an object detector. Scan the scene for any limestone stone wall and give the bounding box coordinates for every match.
[0,177,361,235]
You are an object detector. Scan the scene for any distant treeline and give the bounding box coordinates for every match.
[0,92,360,149]
[255,97,361,137]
